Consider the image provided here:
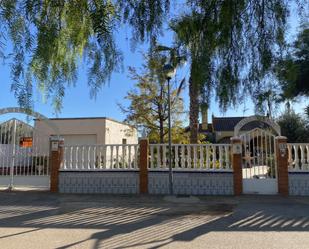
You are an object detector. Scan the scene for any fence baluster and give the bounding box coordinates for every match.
[219,146,223,169]
[305,145,309,170]
[187,145,191,169]
[109,145,113,169]
[206,145,210,170]
[175,145,179,169]
[128,145,132,169]
[87,146,90,169]
[300,145,305,170]
[157,144,161,169]
[294,145,299,170]
[199,145,204,169]
[150,145,154,169]
[61,143,234,172]
[134,145,138,169]
[211,145,217,170]
[181,145,185,169]
[162,145,167,169]
[193,145,197,169]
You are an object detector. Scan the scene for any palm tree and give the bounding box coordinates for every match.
[171,1,289,143]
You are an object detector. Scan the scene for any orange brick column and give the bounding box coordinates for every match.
[139,138,149,194]
[50,137,64,193]
[231,137,243,195]
[275,136,289,196]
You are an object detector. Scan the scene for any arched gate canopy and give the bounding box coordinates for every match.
[234,115,281,137]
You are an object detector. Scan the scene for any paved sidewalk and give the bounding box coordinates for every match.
[0,192,309,249]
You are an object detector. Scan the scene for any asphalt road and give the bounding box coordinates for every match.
[0,192,309,249]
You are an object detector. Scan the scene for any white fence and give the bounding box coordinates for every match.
[0,144,49,176]
[149,144,232,171]
[62,144,139,170]
[61,143,309,172]
[288,144,309,171]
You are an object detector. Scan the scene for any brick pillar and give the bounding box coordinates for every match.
[231,137,243,195]
[49,136,64,193]
[275,136,289,196]
[139,138,149,194]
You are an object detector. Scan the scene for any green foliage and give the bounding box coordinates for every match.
[172,0,290,111]
[170,0,293,143]
[305,105,309,118]
[277,110,309,143]
[277,26,309,100]
[147,122,192,144]
[1,0,168,111]
[253,82,282,118]
[119,0,170,46]
[120,51,187,144]
[0,1,114,109]
[0,0,307,115]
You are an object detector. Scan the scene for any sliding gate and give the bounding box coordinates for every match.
[0,109,51,190]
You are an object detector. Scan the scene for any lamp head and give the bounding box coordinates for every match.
[163,64,176,80]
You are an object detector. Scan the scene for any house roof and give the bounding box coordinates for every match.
[212,117,244,131]
[212,116,271,132]
[35,117,136,129]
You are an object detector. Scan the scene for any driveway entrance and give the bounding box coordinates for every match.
[0,107,58,190]
[240,128,277,194]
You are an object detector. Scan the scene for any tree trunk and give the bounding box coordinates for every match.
[189,75,199,144]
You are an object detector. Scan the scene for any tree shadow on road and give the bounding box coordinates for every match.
[0,192,309,248]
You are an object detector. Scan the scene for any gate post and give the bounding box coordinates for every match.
[49,136,64,193]
[139,138,149,194]
[231,137,242,195]
[275,136,289,196]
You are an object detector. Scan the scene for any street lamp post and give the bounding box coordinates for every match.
[163,64,176,195]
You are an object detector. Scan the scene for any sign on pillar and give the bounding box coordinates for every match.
[50,136,64,193]
[275,136,289,196]
[231,137,242,195]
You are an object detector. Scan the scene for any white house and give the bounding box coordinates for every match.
[33,117,138,153]
[0,117,138,173]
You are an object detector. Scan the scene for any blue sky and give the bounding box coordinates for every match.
[0,4,307,124]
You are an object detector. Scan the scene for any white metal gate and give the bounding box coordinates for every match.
[240,128,278,194]
[0,118,50,190]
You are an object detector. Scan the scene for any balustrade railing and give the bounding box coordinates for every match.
[288,144,309,171]
[149,144,232,171]
[62,144,139,170]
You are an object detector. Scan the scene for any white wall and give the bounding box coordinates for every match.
[34,118,138,154]
[34,118,106,153]
[61,134,97,145]
[104,119,138,144]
